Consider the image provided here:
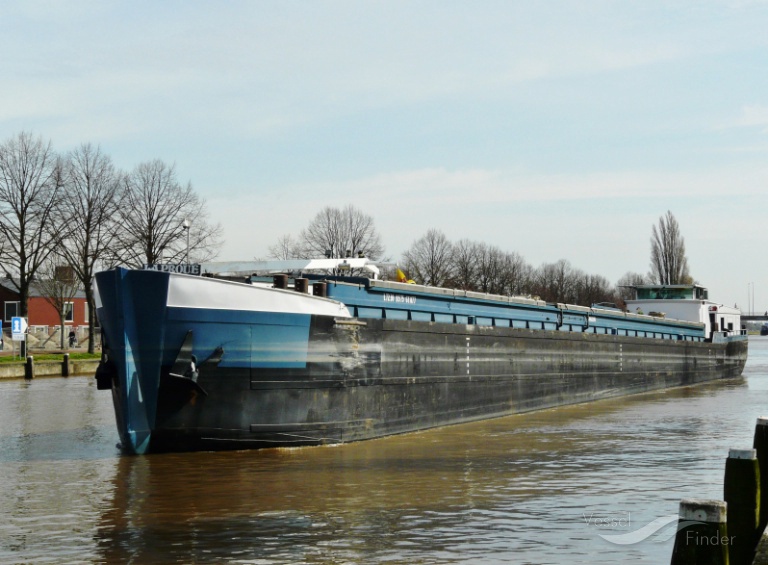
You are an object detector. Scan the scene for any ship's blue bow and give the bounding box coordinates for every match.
[95,268,170,454]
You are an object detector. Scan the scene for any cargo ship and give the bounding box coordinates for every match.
[93,258,748,454]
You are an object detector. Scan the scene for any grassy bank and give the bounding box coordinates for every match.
[0,352,101,364]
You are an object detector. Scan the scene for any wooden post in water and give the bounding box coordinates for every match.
[670,499,729,565]
[24,355,34,379]
[724,448,760,565]
[62,353,70,377]
[753,417,768,537]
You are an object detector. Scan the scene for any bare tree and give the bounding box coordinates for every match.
[268,234,301,260]
[451,239,479,290]
[616,271,648,306]
[114,160,222,267]
[35,255,81,350]
[299,205,385,260]
[449,240,532,296]
[402,229,454,286]
[474,242,500,294]
[533,259,577,303]
[649,211,690,285]
[497,250,531,297]
[573,272,615,307]
[476,244,527,296]
[57,143,122,352]
[0,132,66,334]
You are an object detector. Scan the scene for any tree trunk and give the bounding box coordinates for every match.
[60,313,67,350]
[19,281,30,358]
[84,285,97,354]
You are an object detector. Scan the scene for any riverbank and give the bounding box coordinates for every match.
[0,355,100,379]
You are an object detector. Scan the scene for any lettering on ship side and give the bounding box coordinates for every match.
[144,263,202,275]
[383,293,416,304]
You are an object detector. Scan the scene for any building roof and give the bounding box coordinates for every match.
[0,278,87,300]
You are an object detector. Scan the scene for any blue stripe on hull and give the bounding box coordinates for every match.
[165,307,311,369]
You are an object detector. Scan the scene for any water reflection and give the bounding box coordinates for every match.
[94,375,758,564]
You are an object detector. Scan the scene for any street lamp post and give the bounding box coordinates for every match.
[182,218,190,266]
[752,282,756,316]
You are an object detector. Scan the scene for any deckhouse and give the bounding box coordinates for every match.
[625,284,742,340]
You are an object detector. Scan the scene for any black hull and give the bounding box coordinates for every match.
[146,317,748,453]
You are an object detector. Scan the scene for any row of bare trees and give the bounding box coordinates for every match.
[269,205,692,307]
[0,131,222,352]
[401,229,620,305]
[402,214,691,305]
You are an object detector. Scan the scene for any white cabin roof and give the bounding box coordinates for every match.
[200,258,381,278]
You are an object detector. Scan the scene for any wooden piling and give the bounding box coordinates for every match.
[24,355,34,379]
[753,417,768,537]
[62,353,70,377]
[724,448,760,565]
[670,499,729,565]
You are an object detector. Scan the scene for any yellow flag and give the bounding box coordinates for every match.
[396,268,415,284]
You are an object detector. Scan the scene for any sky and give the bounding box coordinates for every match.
[2,1,767,310]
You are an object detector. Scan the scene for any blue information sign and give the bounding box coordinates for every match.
[11,317,27,340]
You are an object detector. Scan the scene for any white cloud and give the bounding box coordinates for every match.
[271,165,768,209]
[2,1,743,142]
[738,105,768,132]
[209,163,768,253]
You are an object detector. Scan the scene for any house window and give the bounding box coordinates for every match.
[64,302,74,323]
[4,302,19,322]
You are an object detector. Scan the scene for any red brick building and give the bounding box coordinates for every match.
[0,279,89,333]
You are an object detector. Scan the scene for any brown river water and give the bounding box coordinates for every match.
[2,337,768,564]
